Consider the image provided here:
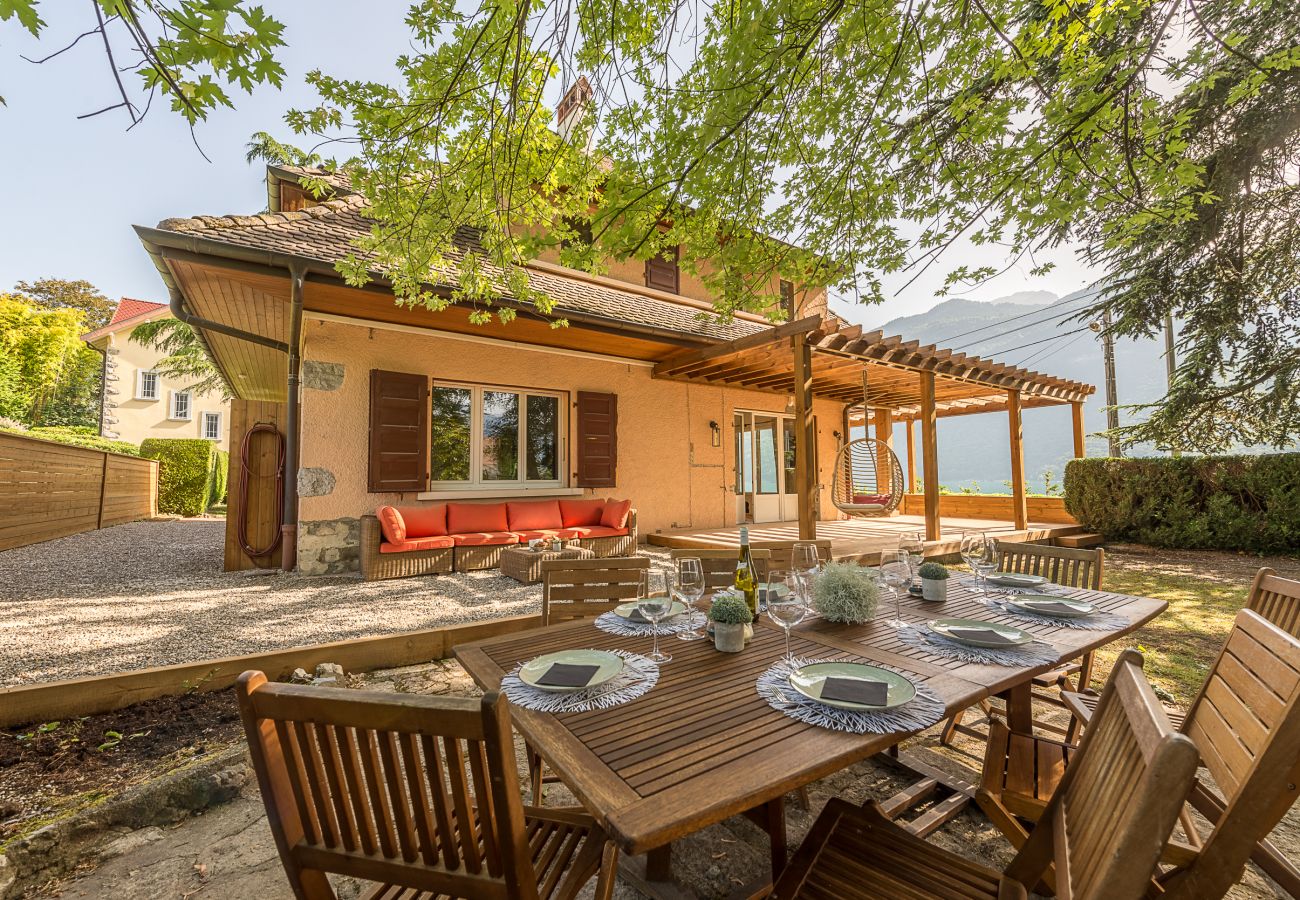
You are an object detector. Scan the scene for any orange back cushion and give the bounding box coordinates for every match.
[376,506,406,543]
[559,498,606,527]
[601,499,632,529]
[507,500,564,531]
[401,504,448,538]
[447,502,509,534]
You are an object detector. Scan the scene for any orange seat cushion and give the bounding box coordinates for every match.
[451,531,520,547]
[379,535,455,554]
[447,502,509,535]
[376,506,406,543]
[513,528,582,542]
[600,499,632,529]
[506,500,564,532]
[400,504,448,538]
[568,525,628,539]
[559,498,605,527]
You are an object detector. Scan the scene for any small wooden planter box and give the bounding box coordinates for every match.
[501,545,595,584]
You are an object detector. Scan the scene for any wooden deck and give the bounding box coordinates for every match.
[646,514,1084,564]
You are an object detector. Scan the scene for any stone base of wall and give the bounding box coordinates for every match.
[297,517,360,575]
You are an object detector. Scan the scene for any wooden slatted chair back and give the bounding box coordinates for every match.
[1004,650,1199,900]
[237,672,537,900]
[1246,567,1300,638]
[1159,609,1300,899]
[995,541,1103,590]
[540,556,649,625]
[670,547,772,590]
[751,539,833,581]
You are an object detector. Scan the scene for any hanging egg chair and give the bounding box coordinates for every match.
[832,371,906,517]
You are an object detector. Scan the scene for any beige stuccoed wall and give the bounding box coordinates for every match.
[295,317,844,573]
[96,325,230,451]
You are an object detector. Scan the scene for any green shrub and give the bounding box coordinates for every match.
[141,438,219,517]
[708,594,753,624]
[918,561,949,580]
[210,449,230,506]
[3,425,140,457]
[1064,454,1300,554]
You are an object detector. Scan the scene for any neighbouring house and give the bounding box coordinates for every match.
[82,299,231,451]
[134,84,1094,576]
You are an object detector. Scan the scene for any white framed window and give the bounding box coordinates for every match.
[430,383,566,489]
[135,369,159,401]
[169,390,192,421]
[201,411,222,441]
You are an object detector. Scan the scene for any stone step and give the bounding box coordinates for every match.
[1056,532,1103,549]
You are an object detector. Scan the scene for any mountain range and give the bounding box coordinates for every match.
[856,290,1173,494]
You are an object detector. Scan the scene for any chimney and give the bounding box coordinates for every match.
[556,76,594,144]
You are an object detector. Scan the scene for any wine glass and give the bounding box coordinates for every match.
[961,531,996,594]
[675,557,706,642]
[766,569,808,664]
[792,542,821,580]
[976,535,1001,592]
[879,549,911,629]
[897,531,925,592]
[638,570,673,663]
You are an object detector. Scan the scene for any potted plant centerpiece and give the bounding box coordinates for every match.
[919,562,950,601]
[811,562,880,624]
[709,595,753,652]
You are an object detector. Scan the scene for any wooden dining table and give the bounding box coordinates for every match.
[454,574,1166,896]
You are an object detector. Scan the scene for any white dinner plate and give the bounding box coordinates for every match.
[518,649,624,693]
[987,572,1048,588]
[1004,594,1095,618]
[928,617,1034,648]
[788,661,917,711]
[613,600,687,621]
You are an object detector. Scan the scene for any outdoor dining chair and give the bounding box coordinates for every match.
[669,547,771,590]
[236,671,619,900]
[539,555,649,625]
[773,650,1199,900]
[751,539,833,581]
[941,541,1104,745]
[978,608,1300,899]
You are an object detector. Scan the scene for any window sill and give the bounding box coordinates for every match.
[417,486,586,501]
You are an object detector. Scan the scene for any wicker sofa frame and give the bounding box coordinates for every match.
[359,509,638,580]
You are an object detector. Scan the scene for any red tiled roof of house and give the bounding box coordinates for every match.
[110,297,167,326]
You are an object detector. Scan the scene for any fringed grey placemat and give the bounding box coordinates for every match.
[756,658,946,735]
[898,625,1060,667]
[501,650,658,713]
[981,597,1129,631]
[594,610,706,637]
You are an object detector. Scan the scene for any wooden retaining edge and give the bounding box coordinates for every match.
[0,614,541,729]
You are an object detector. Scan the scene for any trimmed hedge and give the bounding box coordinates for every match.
[141,438,224,517]
[210,449,229,507]
[1064,454,1300,553]
[2,425,141,457]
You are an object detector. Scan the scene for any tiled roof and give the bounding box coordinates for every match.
[153,193,764,343]
[110,297,167,326]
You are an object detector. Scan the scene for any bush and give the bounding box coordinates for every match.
[141,438,221,517]
[918,561,949,580]
[812,562,881,623]
[2,425,140,457]
[210,449,230,506]
[708,594,753,625]
[1064,454,1300,554]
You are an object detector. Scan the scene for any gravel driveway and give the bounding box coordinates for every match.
[0,519,661,687]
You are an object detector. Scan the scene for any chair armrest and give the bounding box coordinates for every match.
[360,514,383,551]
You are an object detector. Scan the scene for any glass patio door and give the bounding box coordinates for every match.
[734,410,802,523]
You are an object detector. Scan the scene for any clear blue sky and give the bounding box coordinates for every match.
[0,5,1099,324]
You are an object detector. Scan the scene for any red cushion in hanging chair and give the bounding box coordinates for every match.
[852,493,892,505]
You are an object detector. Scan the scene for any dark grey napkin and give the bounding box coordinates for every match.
[626,607,649,623]
[537,663,600,687]
[948,627,1019,647]
[819,677,889,706]
[1020,601,1086,616]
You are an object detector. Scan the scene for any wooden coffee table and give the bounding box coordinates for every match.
[500,544,595,583]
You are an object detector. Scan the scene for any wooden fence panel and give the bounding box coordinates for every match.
[0,432,158,551]
[901,492,1076,525]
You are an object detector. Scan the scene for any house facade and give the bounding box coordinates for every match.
[82,299,231,451]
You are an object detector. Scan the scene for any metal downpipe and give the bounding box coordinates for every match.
[281,264,306,572]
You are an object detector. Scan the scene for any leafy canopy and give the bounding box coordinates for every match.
[278,0,1300,452]
[0,293,93,424]
[130,317,229,398]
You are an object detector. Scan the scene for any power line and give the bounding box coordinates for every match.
[1015,330,1090,370]
[932,288,1102,347]
[981,324,1094,359]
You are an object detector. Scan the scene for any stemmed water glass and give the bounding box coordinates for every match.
[766,569,808,664]
[792,541,821,581]
[675,557,706,642]
[960,531,998,594]
[879,549,911,629]
[898,531,925,593]
[638,570,674,663]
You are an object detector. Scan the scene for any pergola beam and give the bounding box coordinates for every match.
[792,330,817,540]
[919,371,941,541]
[1008,389,1027,530]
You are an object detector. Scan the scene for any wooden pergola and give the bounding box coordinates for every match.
[651,315,1095,541]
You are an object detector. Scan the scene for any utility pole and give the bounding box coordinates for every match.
[1164,314,1179,457]
[1091,310,1121,458]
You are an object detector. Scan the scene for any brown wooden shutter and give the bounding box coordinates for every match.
[645,246,680,293]
[368,369,429,493]
[575,391,617,487]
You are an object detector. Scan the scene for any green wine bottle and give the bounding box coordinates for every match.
[735,526,758,621]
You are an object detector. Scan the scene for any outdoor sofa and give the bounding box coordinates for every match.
[359,498,637,581]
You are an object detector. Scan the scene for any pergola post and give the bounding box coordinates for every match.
[1071,400,1086,458]
[905,419,917,494]
[919,372,940,541]
[1008,389,1027,530]
[873,407,895,512]
[792,331,817,540]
